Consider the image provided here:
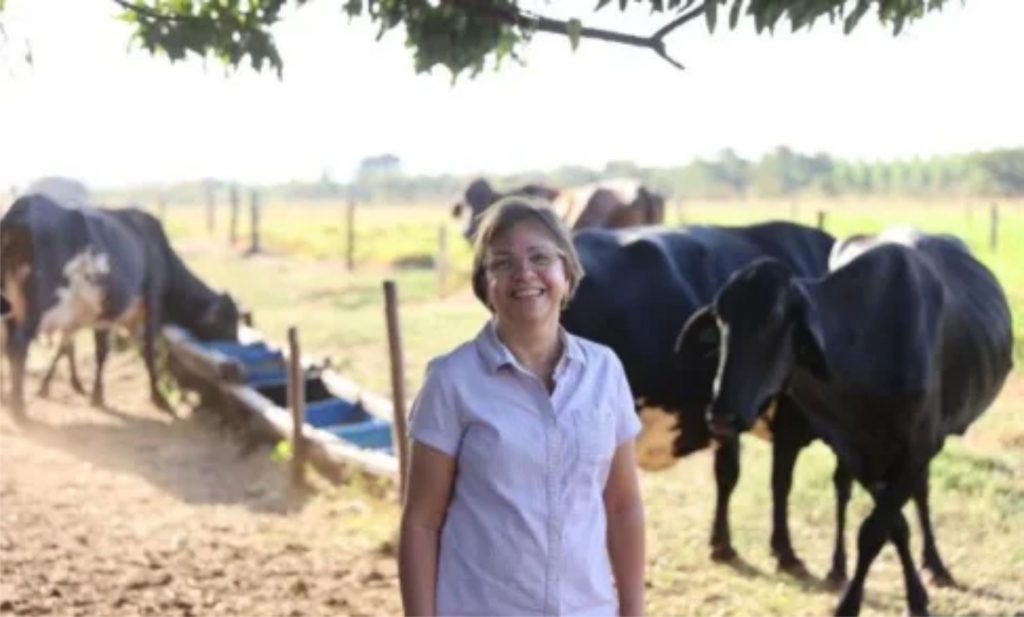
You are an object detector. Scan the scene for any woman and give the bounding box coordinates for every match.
[398,197,646,616]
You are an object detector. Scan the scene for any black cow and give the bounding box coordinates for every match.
[556,222,839,574]
[687,230,1012,615]
[1,194,239,417]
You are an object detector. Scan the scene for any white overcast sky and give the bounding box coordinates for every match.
[1,0,1022,189]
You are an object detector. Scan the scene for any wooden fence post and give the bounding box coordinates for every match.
[205,185,215,235]
[229,185,240,246]
[383,280,410,502]
[816,210,827,231]
[287,326,308,488]
[249,190,261,254]
[437,224,448,297]
[346,200,356,271]
[989,204,999,252]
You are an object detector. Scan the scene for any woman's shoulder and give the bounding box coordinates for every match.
[424,337,487,379]
[565,331,624,371]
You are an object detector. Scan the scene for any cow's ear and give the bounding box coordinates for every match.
[789,282,830,382]
[674,305,720,372]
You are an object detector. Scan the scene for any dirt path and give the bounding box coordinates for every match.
[0,348,402,617]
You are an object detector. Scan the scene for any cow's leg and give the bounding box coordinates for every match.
[913,466,955,587]
[770,433,806,574]
[826,462,854,588]
[5,326,29,419]
[65,339,86,395]
[38,337,69,398]
[142,315,173,415]
[892,510,930,616]
[770,400,812,576]
[835,470,920,617]
[90,330,109,408]
[710,437,740,561]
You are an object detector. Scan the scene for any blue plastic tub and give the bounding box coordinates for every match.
[324,418,393,452]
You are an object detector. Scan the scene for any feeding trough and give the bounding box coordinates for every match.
[162,323,401,484]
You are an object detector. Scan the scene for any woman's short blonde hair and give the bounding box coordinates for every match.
[471,196,585,310]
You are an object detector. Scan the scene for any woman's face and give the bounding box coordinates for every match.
[484,220,569,328]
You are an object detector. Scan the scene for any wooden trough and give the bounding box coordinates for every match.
[162,322,401,486]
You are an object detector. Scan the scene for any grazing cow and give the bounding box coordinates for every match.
[549,222,839,573]
[453,178,665,240]
[687,230,1012,615]
[1,194,239,417]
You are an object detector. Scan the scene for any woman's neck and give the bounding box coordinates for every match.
[494,318,563,385]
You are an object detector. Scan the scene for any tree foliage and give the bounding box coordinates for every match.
[92,0,958,77]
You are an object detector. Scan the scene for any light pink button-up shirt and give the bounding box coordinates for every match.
[409,320,642,617]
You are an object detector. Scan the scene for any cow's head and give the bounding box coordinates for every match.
[452,179,499,241]
[194,292,240,341]
[636,186,666,225]
[680,259,829,438]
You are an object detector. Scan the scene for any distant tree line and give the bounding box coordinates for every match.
[95,147,1024,206]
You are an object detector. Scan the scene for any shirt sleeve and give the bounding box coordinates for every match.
[408,357,463,457]
[610,351,642,446]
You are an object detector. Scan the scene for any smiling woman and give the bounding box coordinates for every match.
[398,196,646,616]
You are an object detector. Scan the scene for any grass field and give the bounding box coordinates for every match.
[162,197,1022,615]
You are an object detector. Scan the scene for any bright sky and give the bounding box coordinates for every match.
[1,0,1022,189]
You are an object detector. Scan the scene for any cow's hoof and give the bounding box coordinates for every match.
[777,556,811,579]
[70,381,87,395]
[37,386,51,398]
[924,566,956,589]
[825,568,848,590]
[710,544,737,562]
[90,394,105,409]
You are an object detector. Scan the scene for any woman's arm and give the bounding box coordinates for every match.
[399,441,457,617]
[604,439,646,617]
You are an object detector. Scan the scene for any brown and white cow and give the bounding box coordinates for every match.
[452,178,665,240]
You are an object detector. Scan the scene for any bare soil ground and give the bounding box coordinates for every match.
[0,349,402,617]
[2,338,1021,616]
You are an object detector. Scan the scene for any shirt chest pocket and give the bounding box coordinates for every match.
[573,404,616,464]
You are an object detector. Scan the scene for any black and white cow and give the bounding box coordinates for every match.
[550,222,839,573]
[687,229,1012,615]
[1,194,239,417]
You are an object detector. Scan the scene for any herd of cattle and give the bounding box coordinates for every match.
[1,178,1015,616]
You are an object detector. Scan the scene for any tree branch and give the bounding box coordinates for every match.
[110,0,201,22]
[449,0,706,70]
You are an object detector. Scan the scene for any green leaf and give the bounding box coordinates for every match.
[844,0,871,34]
[728,0,744,29]
[705,0,718,33]
[567,18,582,51]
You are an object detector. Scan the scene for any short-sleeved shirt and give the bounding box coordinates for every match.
[409,320,642,617]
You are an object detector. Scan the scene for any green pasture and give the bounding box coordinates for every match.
[164,197,1022,615]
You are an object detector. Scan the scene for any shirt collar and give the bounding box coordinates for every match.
[475,319,587,375]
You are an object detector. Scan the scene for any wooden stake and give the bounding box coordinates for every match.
[989,204,999,252]
[346,200,356,271]
[437,224,448,297]
[383,281,410,501]
[229,185,240,246]
[287,326,307,487]
[249,191,261,254]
